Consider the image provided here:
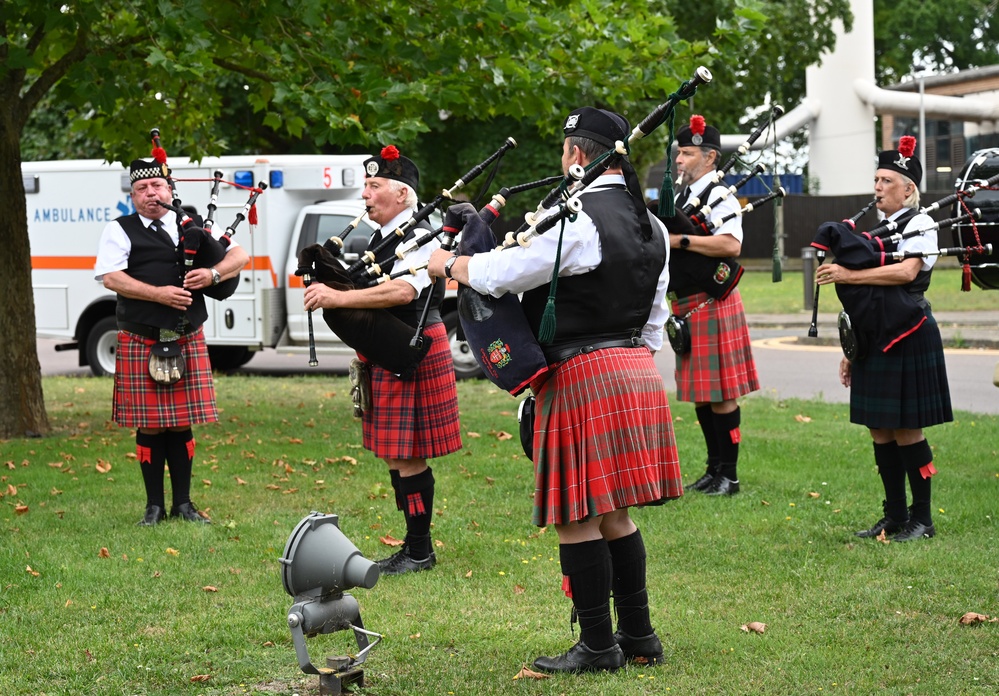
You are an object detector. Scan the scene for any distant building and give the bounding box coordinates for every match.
[881,65,999,190]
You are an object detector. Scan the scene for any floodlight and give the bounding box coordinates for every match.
[280,512,382,695]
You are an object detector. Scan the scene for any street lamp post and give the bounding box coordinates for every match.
[917,69,927,192]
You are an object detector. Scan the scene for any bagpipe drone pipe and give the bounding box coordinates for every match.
[147,129,265,301]
[809,202,989,359]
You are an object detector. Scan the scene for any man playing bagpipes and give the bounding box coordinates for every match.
[429,107,683,674]
[303,147,461,576]
[670,116,760,497]
[815,136,952,542]
[95,157,249,526]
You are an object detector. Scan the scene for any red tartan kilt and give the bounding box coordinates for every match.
[112,327,218,428]
[362,322,462,460]
[672,289,760,403]
[532,348,682,527]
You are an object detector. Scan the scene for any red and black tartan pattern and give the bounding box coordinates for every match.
[112,328,218,429]
[672,289,760,403]
[532,348,682,527]
[406,492,427,516]
[362,323,462,460]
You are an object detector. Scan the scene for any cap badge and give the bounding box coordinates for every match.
[894,153,910,170]
[365,161,380,176]
[564,114,580,130]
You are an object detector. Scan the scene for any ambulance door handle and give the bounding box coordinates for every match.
[225,309,235,330]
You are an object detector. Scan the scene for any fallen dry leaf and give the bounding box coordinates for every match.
[165,548,180,556]
[380,535,405,548]
[189,674,211,683]
[514,584,525,595]
[808,492,821,498]
[201,479,212,486]
[95,460,112,474]
[15,504,29,515]
[98,547,110,559]
[235,477,247,485]
[794,414,812,423]
[202,586,218,592]
[465,570,473,578]
[26,565,40,577]
[409,632,421,639]
[288,438,304,444]
[741,622,767,634]
[496,431,513,441]
[958,612,992,625]
[513,667,549,681]
[876,530,890,544]
[467,431,481,438]
[7,483,17,496]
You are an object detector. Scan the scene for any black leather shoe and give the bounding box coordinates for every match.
[376,546,436,576]
[703,476,740,496]
[891,520,935,542]
[685,472,715,492]
[533,641,625,674]
[614,630,665,666]
[170,501,211,524]
[854,516,904,538]
[138,505,165,526]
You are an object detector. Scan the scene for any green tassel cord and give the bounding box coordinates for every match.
[537,216,569,345]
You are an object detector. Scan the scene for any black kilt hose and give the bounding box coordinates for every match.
[849,311,953,430]
[112,327,218,428]
[361,322,462,460]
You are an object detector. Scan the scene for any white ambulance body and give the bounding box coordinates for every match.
[25,155,476,377]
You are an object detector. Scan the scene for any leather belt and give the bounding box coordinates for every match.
[544,337,646,364]
[118,321,193,341]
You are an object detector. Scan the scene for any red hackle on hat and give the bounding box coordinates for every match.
[381,145,400,161]
[690,115,706,137]
[898,136,916,159]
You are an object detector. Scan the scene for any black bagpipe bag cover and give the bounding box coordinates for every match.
[297,244,430,379]
[450,203,548,395]
[811,220,926,356]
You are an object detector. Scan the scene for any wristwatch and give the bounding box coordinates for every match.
[210,267,222,285]
[443,255,458,280]
[679,234,691,249]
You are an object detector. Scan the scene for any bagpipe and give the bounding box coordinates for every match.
[447,67,714,395]
[809,193,996,357]
[147,129,266,301]
[661,106,785,301]
[295,139,519,373]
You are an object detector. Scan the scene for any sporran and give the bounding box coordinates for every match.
[348,358,371,417]
[148,337,185,386]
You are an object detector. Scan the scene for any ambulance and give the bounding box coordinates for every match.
[25,155,478,377]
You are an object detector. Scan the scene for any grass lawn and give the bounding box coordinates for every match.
[2,375,998,696]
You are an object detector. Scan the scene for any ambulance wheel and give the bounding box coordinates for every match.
[207,346,254,372]
[443,310,482,380]
[86,316,119,377]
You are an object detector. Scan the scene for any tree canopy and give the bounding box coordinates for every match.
[2,0,765,437]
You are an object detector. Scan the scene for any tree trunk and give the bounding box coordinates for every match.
[0,110,50,438]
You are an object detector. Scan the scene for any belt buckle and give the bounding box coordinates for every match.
[159,329,181,342]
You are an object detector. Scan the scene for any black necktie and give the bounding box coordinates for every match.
[678,186,691,206]
[150,219,166,234]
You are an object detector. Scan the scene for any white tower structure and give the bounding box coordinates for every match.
[805,0,876,195]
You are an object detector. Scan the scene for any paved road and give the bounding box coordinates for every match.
[36,332,999,415]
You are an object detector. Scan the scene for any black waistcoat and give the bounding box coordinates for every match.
[362,217,443,327]
[115,214,208,330]
[520,186,666,348]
